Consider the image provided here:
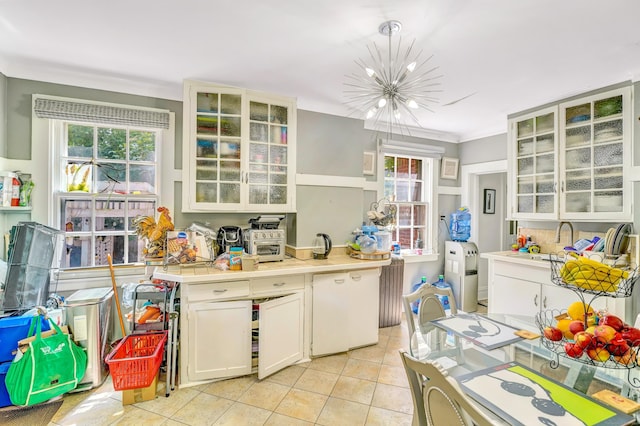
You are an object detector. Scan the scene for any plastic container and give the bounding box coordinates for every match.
[0,314,50,363]
[375,230,391,252]
[105,331,168,391]
[0,362,10,408]
[411,276,428,314]
[433,275,451,311]
[450,207,471,242]
[229,247,243,270]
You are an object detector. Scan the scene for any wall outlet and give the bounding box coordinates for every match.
[440,215,445,221]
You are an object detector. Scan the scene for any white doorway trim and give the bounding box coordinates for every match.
[460,160,508,243]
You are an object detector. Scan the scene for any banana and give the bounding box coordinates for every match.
[573,278,618,293]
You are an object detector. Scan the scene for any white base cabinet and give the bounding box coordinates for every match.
[312,268,380,356]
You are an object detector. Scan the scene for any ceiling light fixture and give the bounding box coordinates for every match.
[345,20,442,135]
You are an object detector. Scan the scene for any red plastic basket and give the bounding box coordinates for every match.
[105,331,167,391]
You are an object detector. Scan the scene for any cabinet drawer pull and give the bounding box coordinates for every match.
[273,282,286,287]
[334,279,345,284]
[351,275,361,281]
[534,294,538,307]
[543,296,547,309]
[213,289,228,294]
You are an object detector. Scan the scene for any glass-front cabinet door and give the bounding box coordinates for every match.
[183,81,296,212]
[508,106,558,220]
[559,87,631,221]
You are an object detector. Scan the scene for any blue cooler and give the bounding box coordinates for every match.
[0,361,11,407]
[0,314,50,363]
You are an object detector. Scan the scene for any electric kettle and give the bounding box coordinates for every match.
[312,233,332,259]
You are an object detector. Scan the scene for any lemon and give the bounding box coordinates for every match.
[567,301,595,322]
[556,318,574,340]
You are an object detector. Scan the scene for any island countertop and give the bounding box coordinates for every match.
[481,250,558,269]
[153,255,392,283]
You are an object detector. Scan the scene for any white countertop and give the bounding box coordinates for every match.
[481,251,557,269]
[153,255,392,283]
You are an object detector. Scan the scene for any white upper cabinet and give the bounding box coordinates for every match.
[182,81,297,212]
[507,86,632,222]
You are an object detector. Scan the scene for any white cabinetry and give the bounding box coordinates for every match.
[507,86,632,221]
[312,268,380,356]
[182,80,297,212]
[183,276,304,383]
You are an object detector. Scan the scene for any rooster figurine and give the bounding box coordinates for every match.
[133,206,175,258]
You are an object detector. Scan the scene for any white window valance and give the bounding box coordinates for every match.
[33,96,171,129]
[380,139,445,158]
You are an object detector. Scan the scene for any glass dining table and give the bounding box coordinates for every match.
[410,312,639,425]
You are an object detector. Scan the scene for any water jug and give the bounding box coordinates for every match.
[411,276,427,314]
[450,207,471,242]
[433,274,451,311]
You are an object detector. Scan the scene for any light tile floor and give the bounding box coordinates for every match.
[49,315,426,425]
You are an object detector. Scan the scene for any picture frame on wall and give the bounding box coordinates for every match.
[363,151,375,175]
[440,157,459,180]
[484,188,496,214]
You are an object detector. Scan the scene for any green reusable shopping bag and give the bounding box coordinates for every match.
[5,315,87,406]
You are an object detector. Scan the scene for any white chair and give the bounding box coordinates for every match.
[399,349,494,426]
[403,283,457,338]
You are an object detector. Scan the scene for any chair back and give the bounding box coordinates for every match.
[399,349,494,426]
[402,283,457,338]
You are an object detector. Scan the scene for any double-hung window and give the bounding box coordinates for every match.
[381,141,441,254]
[34,96,171,268]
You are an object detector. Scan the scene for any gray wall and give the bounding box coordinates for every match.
[459,133,507,166]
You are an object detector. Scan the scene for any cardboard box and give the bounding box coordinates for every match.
[122,372,158,405]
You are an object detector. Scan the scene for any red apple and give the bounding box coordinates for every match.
[573,331,594,350]
[569,320,586,335]
[543,326,563,342]
[599,314,625,332]
[593,324,618,344]
[621,327,640,347]
[607,333,631,356]
[614,348,637,366]
[587,345,611,363]
[564,342,584,358]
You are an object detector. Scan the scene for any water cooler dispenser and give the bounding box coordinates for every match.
[444,241,478,312]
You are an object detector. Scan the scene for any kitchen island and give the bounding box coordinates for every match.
[153,255,391,388]
[482,251,631,323]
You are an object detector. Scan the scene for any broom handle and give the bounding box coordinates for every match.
[108,254,127,337]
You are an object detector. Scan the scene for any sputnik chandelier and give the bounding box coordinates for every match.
[345,20,442,134]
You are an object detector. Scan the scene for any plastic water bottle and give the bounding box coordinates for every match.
[433,274,451,311]
[450,207,471,242]
[411,276,428,314]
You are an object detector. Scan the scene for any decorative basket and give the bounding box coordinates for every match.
[549,253,639,298]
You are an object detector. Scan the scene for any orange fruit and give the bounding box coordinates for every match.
[556,318,574,340]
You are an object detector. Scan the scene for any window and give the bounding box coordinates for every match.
[33,96,171,268]
[383,152,435,253]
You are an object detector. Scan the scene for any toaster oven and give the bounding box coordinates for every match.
[244,229,285,262]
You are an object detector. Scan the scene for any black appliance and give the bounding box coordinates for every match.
[217,226,243,254]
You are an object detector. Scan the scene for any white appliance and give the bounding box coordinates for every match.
[444,241,478,312]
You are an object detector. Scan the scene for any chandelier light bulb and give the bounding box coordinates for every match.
[407,99,418,109]
[378,98,387,108]
[365,67,376,77]
[366,108,377,119]
[407,62,417,72]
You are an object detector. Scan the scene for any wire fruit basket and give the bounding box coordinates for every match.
[105,331,168,391]
[549,253,639,298]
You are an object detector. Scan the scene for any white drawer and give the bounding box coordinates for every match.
[494,260,551,285]
[251,274,304,295]
[188,280,250,302]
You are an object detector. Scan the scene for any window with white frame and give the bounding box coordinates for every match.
[382,151,436,253]
[34,96,170,268]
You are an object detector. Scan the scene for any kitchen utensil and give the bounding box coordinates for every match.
[107,254,126,339]
[312,233,332,259]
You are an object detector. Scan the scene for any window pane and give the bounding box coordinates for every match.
[67,124,94,157]
[384,180,394,200]
[61,199,92,231]
[396,181,410,202]
[411,159,422,178]
[66,163,92,192]
[398,228,411,250]
[413,205,426,226]
[97,128,126,160]
[128,201,156,231]
[397,158,409,179]
[129,130,156,161]
[95,200,125,231]
[95,235,125,265]
[129,164,156,194]
[411,181,422,202]
[398,205,412,226]
[129,234,143,263]
[96,162,126,193]
[384,156,395,178]
[63,235,92,268]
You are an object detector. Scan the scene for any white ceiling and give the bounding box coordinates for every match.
[2,0,640,142]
